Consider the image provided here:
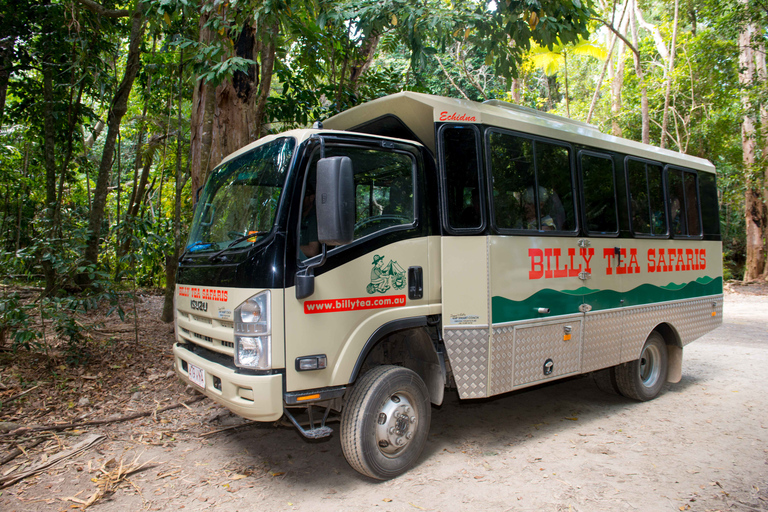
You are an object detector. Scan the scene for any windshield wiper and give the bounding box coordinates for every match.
[179,241,215,262]
[207,231,270,261]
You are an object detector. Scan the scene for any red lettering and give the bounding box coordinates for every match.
[628,248,640,274]
[603,248,615,275]
[553,249,568,278]
[699,249,706,270]
[545,248,554,279]
[580,248,594,273]
[529,248,544,279]
[568,248,582,277]
[616,248,628,275]
[686,249,694,271]
[658,249,668,272]
[675,249,683,271]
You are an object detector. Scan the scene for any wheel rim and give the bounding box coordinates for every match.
[639,343,662,388]
[375,392,418,458]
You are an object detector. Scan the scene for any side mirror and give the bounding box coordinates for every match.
[316,156,354,246]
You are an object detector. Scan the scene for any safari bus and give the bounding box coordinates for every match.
[172,92,723,479]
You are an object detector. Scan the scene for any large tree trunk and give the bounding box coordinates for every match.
[82,6,145,273]
[740,18,767,281]
[189,16,278,204]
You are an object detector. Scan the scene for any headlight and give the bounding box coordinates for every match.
[234,291,271,369]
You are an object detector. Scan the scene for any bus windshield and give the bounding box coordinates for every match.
[186,137,296,255]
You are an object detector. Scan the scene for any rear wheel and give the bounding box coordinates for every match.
[615,332,668,401]
[340,365,431,480]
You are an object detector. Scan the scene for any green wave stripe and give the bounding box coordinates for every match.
[491,276,723,324]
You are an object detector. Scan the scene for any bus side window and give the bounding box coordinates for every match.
[488,130,576,233]
[441,126,483,230]
[667,166,702,238]
[699,172,720,236]
[627,158,667,236]
[580,152,618,235]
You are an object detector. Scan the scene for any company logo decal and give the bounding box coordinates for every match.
[368,255,406,294]
[528,247,707,280]
[190,300,208,312]
[178,286,228,301]
[304,295,406,314]
[439,111,477,122]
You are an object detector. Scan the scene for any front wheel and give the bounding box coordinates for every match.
[340,365,431,480]
[615,332,668,401]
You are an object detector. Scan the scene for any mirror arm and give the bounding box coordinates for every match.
[295,243,328,300]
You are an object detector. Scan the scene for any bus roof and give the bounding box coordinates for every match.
[323,92,716,174]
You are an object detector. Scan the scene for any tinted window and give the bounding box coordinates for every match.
[699,172,721,236]
[580,152,618,234]
[300,147,415,259]
[627,158,667,236]
[441,126,483,230]
[667,166,702,237]
[488,130,575,232]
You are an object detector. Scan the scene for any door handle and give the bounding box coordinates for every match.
[408,266,423,300]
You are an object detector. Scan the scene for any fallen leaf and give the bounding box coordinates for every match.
[270,471,285,477]
[409,503,426,510]
[230,474,247,480]
[565,417,578,421]
[383,498,393,502]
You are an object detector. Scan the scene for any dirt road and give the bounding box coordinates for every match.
[2,290,767,511]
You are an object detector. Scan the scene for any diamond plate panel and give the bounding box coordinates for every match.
[582,295,723,371]
[489,326,514,396]
[512,320,582,387]
[443,328,489,399]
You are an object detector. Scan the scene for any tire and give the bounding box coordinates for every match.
[593,366,620,395]
[340,365,431,480]
[615,332,668,401]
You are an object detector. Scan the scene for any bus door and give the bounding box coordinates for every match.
[283,139,432,394]
[436,125,494,399]
[578,151,629,372]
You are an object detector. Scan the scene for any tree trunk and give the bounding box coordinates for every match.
[630,1,650,144]
[0,36,12,126]
[610,39,625,137]
[739,18,767,281]
[41,57,58,294]
[162,46,186,323]
[511,77,522,103]
[660,0,679,149]
[756,39,768,281]
[82,6,145,274]
[189,17,278,205]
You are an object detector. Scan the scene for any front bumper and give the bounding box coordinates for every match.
[173,343,283,421]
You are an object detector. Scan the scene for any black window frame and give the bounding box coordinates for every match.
[296,139,421,266]
[624,156,669,238]
[484,127,579,236]
[665,164,704,240]
[577,149,620,237]
[436,123,487,235]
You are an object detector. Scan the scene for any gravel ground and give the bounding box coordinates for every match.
[1,288,766,512]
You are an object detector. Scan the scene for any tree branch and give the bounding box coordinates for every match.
[591,17,639,57]
[75,0,131,18]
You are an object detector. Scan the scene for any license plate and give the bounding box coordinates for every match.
[188,363,205,389]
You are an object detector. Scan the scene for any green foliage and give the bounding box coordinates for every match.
[0,292,41,351]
